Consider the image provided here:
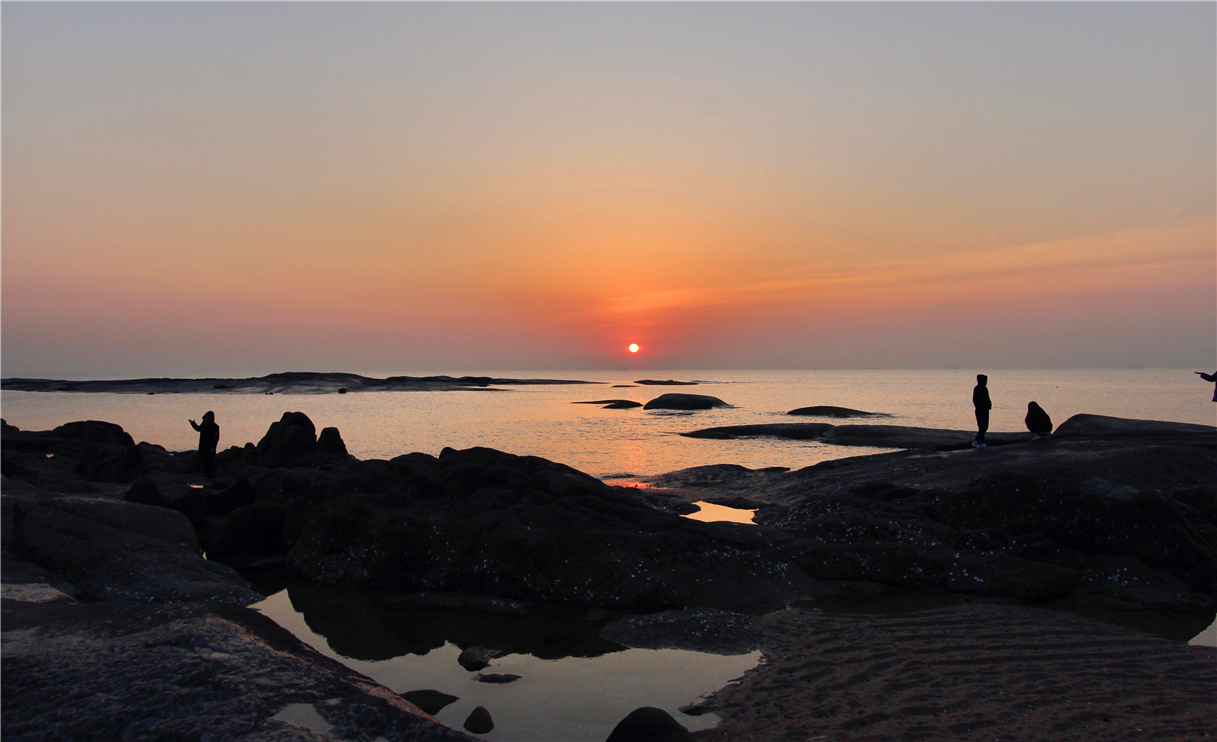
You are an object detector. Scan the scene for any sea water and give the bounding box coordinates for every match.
[3,368,1214,740]
[2,368,1212,478]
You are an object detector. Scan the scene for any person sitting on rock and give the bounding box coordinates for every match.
[189,411,220,479]
[1197,370,1217,402]
[1025,401,1053,439]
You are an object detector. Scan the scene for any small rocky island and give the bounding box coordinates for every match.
[3,411,1215,740]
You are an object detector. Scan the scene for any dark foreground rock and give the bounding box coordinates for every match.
[652,415,1217,614]
[285,445,814,612]
[600,608,762,655]
[0,568,472,742]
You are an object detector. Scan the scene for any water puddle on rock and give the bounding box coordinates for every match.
[252,582,760,741]
[682,501,757,524]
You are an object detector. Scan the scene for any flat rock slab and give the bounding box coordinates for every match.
[9,495,261,605]
[682,422,1025,449]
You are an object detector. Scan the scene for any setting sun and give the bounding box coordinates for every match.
[628,344,640,353]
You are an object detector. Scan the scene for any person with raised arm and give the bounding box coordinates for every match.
[189,411,220,479]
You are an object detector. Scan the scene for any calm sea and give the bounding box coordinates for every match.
[2,368,1213,478]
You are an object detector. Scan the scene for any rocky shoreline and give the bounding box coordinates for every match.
[3,412,1215,740]
[0,371,597,395]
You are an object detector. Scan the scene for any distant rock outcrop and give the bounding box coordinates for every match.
[643,393,728,410]
[787,405,889,418]
[573,399,644,409]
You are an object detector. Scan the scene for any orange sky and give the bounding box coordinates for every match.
[3,2,1214,376]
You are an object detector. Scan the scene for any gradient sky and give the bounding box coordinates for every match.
[3,1,1214,377]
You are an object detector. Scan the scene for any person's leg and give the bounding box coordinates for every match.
[975,409,989,445]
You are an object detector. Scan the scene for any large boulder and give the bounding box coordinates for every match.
[255,412,318,468]
[287,447,815,612]
[10,496,261,605]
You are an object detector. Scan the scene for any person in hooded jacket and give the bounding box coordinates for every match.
[189,411,219,479]
[1025,401,1053,439]
[972,374,991,448]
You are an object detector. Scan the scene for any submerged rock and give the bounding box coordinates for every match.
[464,706,494,734]
[458,645,500,672]
[401,689,459,716]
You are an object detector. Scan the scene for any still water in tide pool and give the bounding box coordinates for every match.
[2,368,1212,478]
[252,583,760,741]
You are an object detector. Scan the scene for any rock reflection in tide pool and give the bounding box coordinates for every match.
[252,585,761,741]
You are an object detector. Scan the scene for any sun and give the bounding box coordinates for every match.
[628,343,640,353]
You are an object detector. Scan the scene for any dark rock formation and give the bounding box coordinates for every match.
[574,399,644,409]
[124,477,162,506]
[204,502,288,557]
[9,496,261,605]
[457,645,500,672]
[600,608,762,655]
[635,379,698,386]
[787,405,890,418]
[475,673,522,684]
[604,707,695,742]
[463,706,494,734]
[643,394,728,410]
[651,417,1217,614]
[0,581,474,742]
[256,411,318,468]
[401,689,459,716]
[317,426,349,457]
[286,446,815,612]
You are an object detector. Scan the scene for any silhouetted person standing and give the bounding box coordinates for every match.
[1025,401,1053,439]
[972,374,991,448]
[1197,371,1217,402]
[190,411,219,479]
